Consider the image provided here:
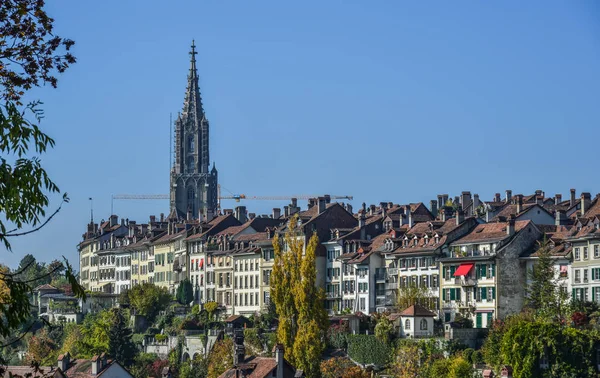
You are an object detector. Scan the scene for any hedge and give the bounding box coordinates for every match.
[347,334,392,366]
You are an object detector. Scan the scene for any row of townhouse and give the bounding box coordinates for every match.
[78,189,600,328]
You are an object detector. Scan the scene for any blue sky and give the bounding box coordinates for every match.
[3,1,599,268]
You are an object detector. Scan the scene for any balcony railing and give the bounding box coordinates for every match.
[375,297,395,307]
[387,268,398,276]
[451,249,494,258]
[326,292,341,299]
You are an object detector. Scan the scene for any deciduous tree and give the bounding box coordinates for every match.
[207,338,233,378]
[272,215,328,376]
[127,283,171,322]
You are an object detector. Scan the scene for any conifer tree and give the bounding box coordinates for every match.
[525,237,570,321]
[108,309,136,366]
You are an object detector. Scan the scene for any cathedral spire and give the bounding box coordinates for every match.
[183,40,205,121]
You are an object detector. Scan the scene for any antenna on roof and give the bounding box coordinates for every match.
[89,197,93,223]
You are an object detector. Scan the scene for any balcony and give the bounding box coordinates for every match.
[375,296,396,307]
[326,292,341,299]
[173,260,182,271]
[385,282,398,291]
[387,268,398,276]
[375,268,387,282]
[451,249,494,258]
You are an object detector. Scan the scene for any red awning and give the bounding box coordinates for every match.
[454,263,474,277]
[199,258,204,268]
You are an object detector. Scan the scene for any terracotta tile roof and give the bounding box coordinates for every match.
[1,365,63,378]
[215,225,247,237]
[399,304,436,317]
[218,356,278,378]
[154,228,186,244]
[582,197,600,219]
[451,220,530,245]
[234,233,269,242]
[490,203,537,221]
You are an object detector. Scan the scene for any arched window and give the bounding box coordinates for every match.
[187,187,196,214]
[188,135,194,153]
[187,156,195,173]
[420,318,428,330]
[405,319,411,330]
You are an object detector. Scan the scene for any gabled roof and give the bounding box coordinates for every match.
[451,220,531,245]
[35,284,59,291]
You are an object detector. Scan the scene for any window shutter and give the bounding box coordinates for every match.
[442,267,446,279]
[492,287,496,300]
[481,264,487,278]
[443,289,447,301]
[450,266,456,277]
[491,264,496,277]
[572,289,575,299]
[456,289,461,301]
[476,265,481,279]
[481,287,488,300]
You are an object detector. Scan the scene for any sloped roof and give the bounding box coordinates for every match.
[451,220,530,245]
[399,304,436,317]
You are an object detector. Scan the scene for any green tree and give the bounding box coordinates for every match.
[130,353,159,378]
[176,278,194,305]
[396,282,435,311]
[0,0,83,348]
[448,356,473,378]
[204,301,218,321]
[79,310,114,357]
[25,328,58,366]
[207,338,233,378]
[272,215,328,377]
[374,316,394,345]
[525,238,570,322]
[128,283,171,322]
[108,309,136,366]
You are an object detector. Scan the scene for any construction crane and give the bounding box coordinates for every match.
[110,192,353,214]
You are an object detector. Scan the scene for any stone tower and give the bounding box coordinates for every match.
[170,41,218,220]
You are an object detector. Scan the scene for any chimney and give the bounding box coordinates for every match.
[291,198,298,210]
[440,207,447,222]
[536,195,543,206]
[233,329,245,366]
[324,195,331,204]
[110,215,118,227]
[507,215,515,236]
[473,194,481,212]
[570,188,576,207]
[516,195,523,214]
[359,212,366,240]
[437,195,444,210]
[57,353,70,372]
[248,212,256,220]
[442,194,449,206]
[369,204,376,216]
[505,190,512,203]
[555,210,566,226]
[581,192,591,216]
[150,215,156,223]
[120,218,125,226]
[307,198,316,210]
[346,204,353,214]
[407,206,413,228]
[272,208,281,219]
[430,200,438,217]
[283,206,290,218]
[461,191,471,210]
[362,202,367,213]
[318,197,327,214]
[554,194,562,205]
[91,355,101,375]
[388,202,393,209]
[274,344,285,378]
[234,206,247,223]
[494,193,501,202]
[456,208,464,225]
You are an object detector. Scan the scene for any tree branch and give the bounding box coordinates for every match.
[0,321,35,348]
[1,199,65,239]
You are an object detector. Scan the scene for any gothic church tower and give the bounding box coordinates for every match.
[170,41,218,220]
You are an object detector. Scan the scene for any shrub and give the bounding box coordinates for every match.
[462,348,475,364]
[347,335,392,366]
[263,332,277,356]
[471,350,484,364]
[155,334,168,342]
[327,323,349,349]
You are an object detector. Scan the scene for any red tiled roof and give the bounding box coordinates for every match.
[35,284,58,291]
[451,220,531,245]
[218,357,278,378]
[399,304,436,317]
